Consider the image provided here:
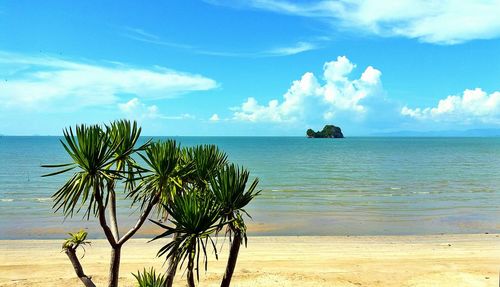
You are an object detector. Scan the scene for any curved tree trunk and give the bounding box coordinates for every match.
[165,233,179,287]
[94,184,118,246]
[65,247,96,287]
[107,245,121,287]
[220,228,242,287]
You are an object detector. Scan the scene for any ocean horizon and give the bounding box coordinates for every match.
[1,136,499,239]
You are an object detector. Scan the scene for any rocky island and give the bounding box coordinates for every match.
[307,125,344,138]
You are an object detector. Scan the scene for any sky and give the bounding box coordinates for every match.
[1,0,500,136]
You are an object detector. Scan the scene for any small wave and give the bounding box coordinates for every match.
[390,187,401,190]
[0,199,14,202]
[11,198,52,202]
[271,189,280,192]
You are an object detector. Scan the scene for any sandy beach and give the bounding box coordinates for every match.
[0,234,498,287]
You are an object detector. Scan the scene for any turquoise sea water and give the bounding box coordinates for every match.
[0,136,499,239]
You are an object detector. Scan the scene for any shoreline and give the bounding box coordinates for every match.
[1,234,498,286]
[3,217,498,240]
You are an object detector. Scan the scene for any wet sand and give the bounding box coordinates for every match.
[0,234,499,287]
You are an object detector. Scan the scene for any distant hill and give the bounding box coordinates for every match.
[372,128,500,137]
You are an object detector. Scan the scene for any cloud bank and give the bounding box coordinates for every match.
[232,56,383,123]
[232,56,500,131]
[215,0,500,44]
[401,88,500,124]
[0,52,218,111]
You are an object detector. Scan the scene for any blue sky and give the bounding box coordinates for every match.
[1,0,499,136]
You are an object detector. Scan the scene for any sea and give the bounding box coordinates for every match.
[1,136,499,239]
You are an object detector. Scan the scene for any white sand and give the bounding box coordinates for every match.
[0,234,499,286]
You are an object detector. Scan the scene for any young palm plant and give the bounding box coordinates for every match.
[132,267,167,287]
[43,120,181,287]
[62,230,95,287]
[210,164,260,287]
[151,189,224,287]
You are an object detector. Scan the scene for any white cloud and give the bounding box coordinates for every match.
[266,42,317,56]
[166,113,196,120]
[0,52,218,111]
[122,27,194,49]
[209,113,220,121]
[118,98,197,121]
[195,41,318,57]
[118,98,160,119]
[220,0,500,44]
[123,26,318,57]
[401,88,500,124]
[232,56,383,122]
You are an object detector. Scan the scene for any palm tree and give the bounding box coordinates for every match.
[43,120,180,287]
[44,123,123,287]
[162,144,228,287]
[210,164,260,287]
[151,189,223,287]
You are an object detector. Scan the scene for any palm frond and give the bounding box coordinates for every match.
[106,119,148,193]
[210,163,260,238]
[43,123,121,218]
[184,145,228,188]
[151,190,223,281]
[129,140,187,214]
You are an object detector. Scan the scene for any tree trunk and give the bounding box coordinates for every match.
[65,248,96,287]
[186,252,195,287]
[107,245,121,287]
[96,188,159,287]
[220,229,242,287]
[117,196,159,245]
[165,233,179,287]
[108,190,120,241]
[94,184,118,246]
